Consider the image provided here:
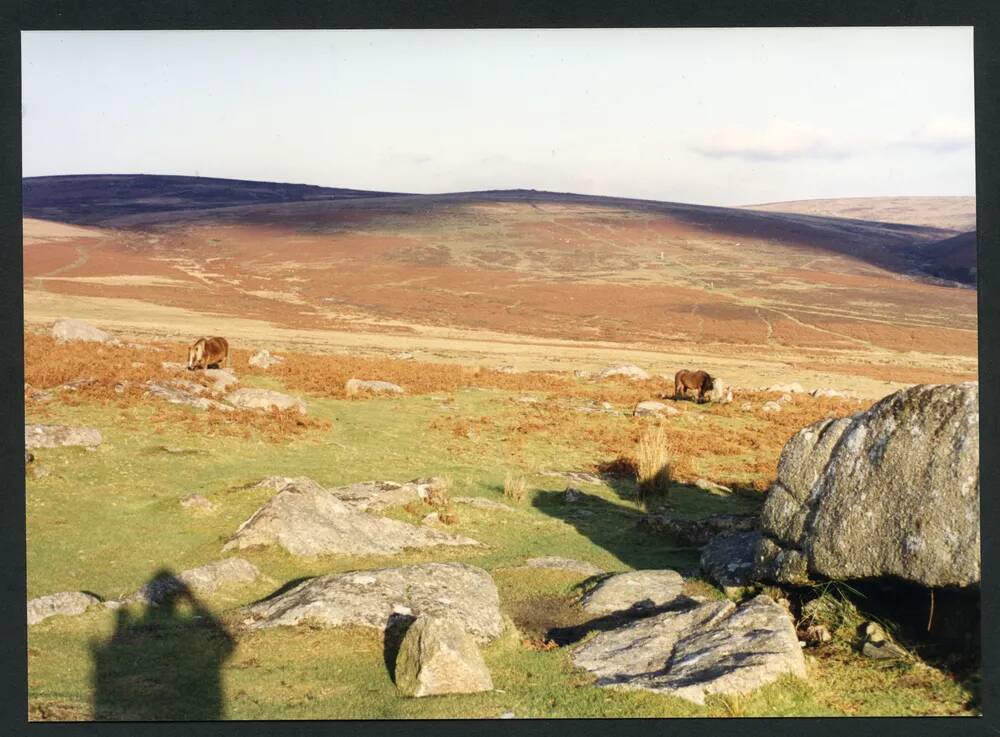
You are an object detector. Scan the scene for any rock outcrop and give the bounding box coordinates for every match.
[248,350,285,369]
[641,512,756,547]
[394,615,494,697]
[223,478,480,556]
[754,382,979,588]
[125,558,262,605]
[634,401,680,417]
[572,595,806,705]
[243,563,503,642]
[25,424,102,450]
[597,364,650,380]
[345,379,405,396]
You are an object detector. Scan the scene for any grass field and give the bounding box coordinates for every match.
[24,333,978,719]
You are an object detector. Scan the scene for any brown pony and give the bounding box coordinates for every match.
[187,337,229,370]
[674,369,714,403]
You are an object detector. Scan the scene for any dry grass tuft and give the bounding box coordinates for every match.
[635,423,673,507]
[503,471,527,504]
[423,477,451,509]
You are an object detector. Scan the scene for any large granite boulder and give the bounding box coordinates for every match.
[28,591,103,625]
[248,350,285,369]
[223,478,481,556]
[243,562,503,642]
[394,615,494,697]
[572,595,805,705]
[641,512,756,547]
[755,382,979,588]
[51,318,119,345]
[144,380,234,411]
[701,531,761,596]
[25,424,102,450]
[596,364,650,381]
[580,570,684,616]
[345,379,405,396]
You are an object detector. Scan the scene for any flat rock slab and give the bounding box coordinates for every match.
[328,478,447,513]
[202,368,239,393]
[523,557,604,577]
[596,364,650,380]
[346,379,405,396]
[580,570,684,616]
[701,531,761,594]
[180,494,216,512]
[223,478,481,556]
[25,424,102,450]
[634,401,679,417]
[28,591,103,625]
[144,381,234,412]
[572,595,806,705]
[125,558,262,605]
[243,562,504,643]
[395,615,494,697]
[226,388,306,414]
[52,318,118,344]
[249,350,285,369]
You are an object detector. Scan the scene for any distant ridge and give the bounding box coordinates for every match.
[23,174,405,225]
[741,196,976,233]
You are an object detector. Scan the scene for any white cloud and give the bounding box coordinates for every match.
[903,117,974,152]
[691,119,855,161]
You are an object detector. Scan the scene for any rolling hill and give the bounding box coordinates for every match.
[22,175,978,390]
[741,196,976,232]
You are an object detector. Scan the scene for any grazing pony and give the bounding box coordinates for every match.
[674,369,715,403]
[187,337,229,370]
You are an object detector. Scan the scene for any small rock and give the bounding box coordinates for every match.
[701,531,761,596]
[144,381,234,412]
[778,393,793,404]
[596,364,650,381]
[762,401,782,413]
[421,512,440,525]
[226,388,306,414]
[580,570,684,616]
[740,402,753,411]
[28,591,102,625]
[766,383,804,394]
[803,624,832,644]
[495,365,519,374]
[634,401,679,417]
[394,615,494,697]
[694,478,732,494]
[392,352,415,361]
[248,350,285,369]
[563,487,584,503]
[125,558,261,605]
[203,368,238,394]
[345,378,405,396]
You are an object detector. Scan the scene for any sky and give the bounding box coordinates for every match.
[21,28,975,207]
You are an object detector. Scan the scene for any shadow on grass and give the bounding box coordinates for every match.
[247,576,314,607]
[530,490,702,573]
[382,611,418,683]
[90,569,235,720]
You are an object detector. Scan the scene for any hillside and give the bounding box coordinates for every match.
[22,174,403,225]
[22,176,978,390]
[741,196,976,232]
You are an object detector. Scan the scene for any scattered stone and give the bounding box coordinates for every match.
[580,570,684,616]
[572,594,806,705]
[701,531,761,596]
[516,395,539,404]
[634,401,680,417]
[694,478,732,494]
[421,512,440,525]
[125,558,261,605]
[180,494,215,512]
[523,557,604,577]
[573,369,593,379]
[243,563,503,642]
[28,591,103,625]
[248,349,285,369]
[392,352,415,361]
[755,382,980,588]
[778,393,793,404]
[563,487,584,503]
[51,318,119,345]
[860,622,908,660]
[25,424,102,450]
[325,477,448,512]
[762,401,782,413]
[494,365,519,374]
[345,378,405,396]
[707,378,734,404]
[740,402,753,411]
[161,361,188,371]
[226,387,306,414]
[596,364,650,381]
[394,615,494,697]
[641,513,756,547]
[802,624,832,645]
[452,497,517,513]
[223,477,481,557]
[766,383,804,394]
[811,388,859,399]
[203,368,238,394]
[144,380,234,412]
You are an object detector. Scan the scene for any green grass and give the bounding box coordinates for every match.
[25,383,976,719]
